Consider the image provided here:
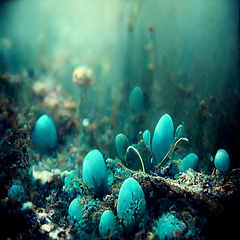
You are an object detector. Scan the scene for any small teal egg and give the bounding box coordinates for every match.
[175,124,185,142]
[31,114,57,154]
[214,149,230,172]
[129,86,144,114]
[99,210,120,239]
[68,198,83,222]
[143,130,150,150]
[180,153,198,172]
[115,133,129,160]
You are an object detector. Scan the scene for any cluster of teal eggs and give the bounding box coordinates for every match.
[30,85,231,238]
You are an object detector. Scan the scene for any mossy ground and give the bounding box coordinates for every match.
[0,74,240,239]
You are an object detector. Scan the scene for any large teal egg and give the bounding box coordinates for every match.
[152,114,174,164]
[117,177,146,233]
[82,149,108,198]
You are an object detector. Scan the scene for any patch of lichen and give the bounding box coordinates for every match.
[0,94,33,199]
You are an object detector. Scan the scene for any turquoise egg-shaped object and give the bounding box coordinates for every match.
[143,129,150,150]
[31,114,57,154]
[175,124,185,142]
[180,153,198,172]
[115,133,129,160]
[117,177,146,233]
[82,149,108,198]
[68,198,83,222]
[129,86,144,114]
[214,149,230,172]
[99,210,120,239]
[152,114,174,164]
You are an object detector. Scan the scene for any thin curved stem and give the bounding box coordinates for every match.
[156,137,189,169]
[211,167,216,176]
[125,146,145,173]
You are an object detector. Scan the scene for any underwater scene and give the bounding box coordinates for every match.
[0,0,239,239]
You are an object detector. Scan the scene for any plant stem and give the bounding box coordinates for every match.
[156,137,189,169]
[126,146,145,173]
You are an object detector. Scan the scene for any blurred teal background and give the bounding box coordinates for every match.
[0,0,239,166]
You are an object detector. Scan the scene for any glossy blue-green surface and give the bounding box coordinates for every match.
[82,149,108,198]
[214,149,230,172]
[152,114,174,164]
[31,114,57,154]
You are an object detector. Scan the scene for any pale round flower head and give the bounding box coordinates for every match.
[72,66,95,87]
[43,92,59,109]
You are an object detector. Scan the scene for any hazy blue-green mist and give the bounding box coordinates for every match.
[0,0,239,162]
